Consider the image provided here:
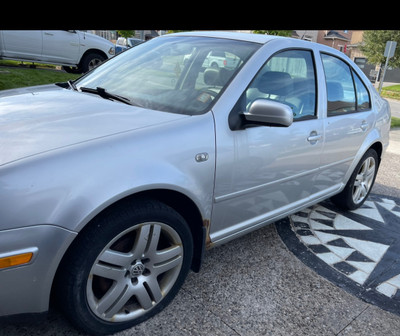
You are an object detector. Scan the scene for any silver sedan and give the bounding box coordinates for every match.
[0,31,390,335]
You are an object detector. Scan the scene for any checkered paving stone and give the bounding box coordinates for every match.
[276,194,400,316]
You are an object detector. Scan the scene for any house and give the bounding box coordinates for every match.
[294,30,400,84]
[317,30,352,52]
[294,30,353,54]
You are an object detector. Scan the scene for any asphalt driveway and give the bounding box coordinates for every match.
[1,116,399,336]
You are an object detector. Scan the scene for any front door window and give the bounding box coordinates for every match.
[245,49,317,121]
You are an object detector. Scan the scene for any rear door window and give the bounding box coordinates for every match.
[321,53,371,116]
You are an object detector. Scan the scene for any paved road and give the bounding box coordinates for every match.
[388,98,400,118]
[375,81,400,118]
[1,116,399,336]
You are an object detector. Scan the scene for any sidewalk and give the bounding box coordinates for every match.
[388,127,400,154]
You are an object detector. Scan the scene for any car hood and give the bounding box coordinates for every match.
[0,85,187,166]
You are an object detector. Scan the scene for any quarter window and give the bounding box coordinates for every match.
[321,53,371,116]
[354,71,371,110]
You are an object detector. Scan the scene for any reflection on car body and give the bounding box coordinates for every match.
[0,31,390,335]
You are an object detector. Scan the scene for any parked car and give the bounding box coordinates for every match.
[0,30,115,73]
[203,50,241,69]
[0,31,390,335]
[115,37,144,54]
[184,49,241,69]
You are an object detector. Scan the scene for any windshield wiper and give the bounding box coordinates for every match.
[79,86,139,106]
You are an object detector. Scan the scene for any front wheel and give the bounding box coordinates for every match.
[56,199,193,335]
[331,149,379,210]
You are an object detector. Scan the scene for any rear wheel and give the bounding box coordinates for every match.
[331,149,379,210]
[57,199,193,335]
[80,52,106,73]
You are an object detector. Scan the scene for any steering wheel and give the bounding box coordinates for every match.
[196,88,218,104]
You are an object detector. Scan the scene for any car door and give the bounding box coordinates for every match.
[41,30,80,65]
[1,30,42,61]
[317,52,375,189]
[210,48,324,244]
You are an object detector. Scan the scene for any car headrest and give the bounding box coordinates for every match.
[258,71,293,96]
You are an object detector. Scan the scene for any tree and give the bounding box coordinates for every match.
[117,30,135,39]
[253,30,292,37]
[167,30,189,34]
[361,30,400,67]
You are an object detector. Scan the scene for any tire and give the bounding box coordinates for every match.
[80,52,106,73]
[56,199,193,335]
[331,149,379,210]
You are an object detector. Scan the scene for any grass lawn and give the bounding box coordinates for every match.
[392,116,400,128]
[0,67,80,91]
[382,84,400,100]
[0,61,80,91]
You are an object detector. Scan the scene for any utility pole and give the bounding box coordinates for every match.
[378,41,397,94]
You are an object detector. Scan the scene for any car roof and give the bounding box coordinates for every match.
[164,31,359,68]
[159,31,364,72]
[165,31,281,44]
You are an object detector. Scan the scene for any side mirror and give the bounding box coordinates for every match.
[242,99,293,128]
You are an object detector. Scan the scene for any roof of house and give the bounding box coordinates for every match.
[324,30,350,41]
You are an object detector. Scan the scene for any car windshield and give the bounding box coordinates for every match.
[75,35,260,115]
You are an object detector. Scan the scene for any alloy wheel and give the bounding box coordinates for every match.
[352,156,376,205]
[86,221,183,322]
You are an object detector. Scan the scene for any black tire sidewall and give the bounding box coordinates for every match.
[59,199,193,335]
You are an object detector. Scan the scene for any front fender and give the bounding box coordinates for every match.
[0,112,216,234]
[0,112,215,317]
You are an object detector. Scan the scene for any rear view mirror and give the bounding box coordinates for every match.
[242,99,293,128]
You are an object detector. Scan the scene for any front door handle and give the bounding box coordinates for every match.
[307,131,322,144]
